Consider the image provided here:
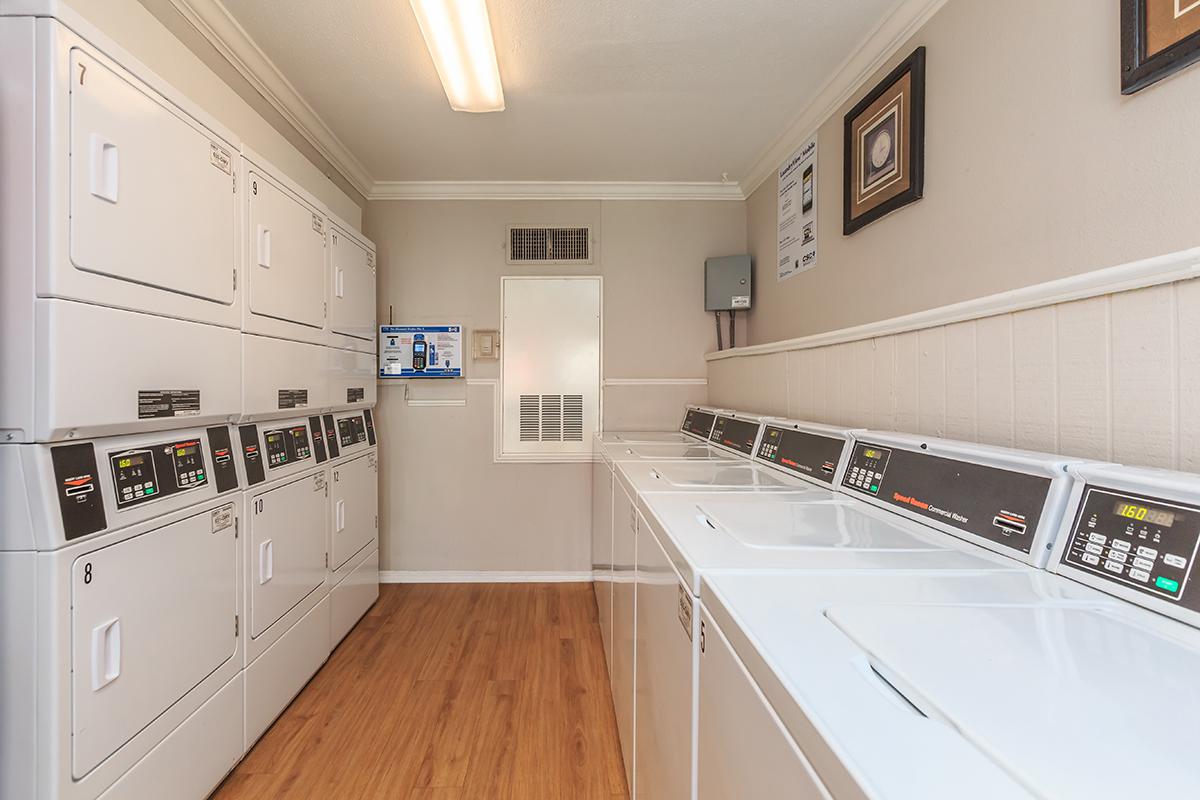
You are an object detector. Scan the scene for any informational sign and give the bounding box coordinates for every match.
[379,325,462,378]
[777,135,818,281]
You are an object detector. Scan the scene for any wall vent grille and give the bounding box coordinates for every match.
[508,227,592,264]
[517,394,585,442]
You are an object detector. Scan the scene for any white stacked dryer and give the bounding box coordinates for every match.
[0,426,245,800]
[236,415,332,748]
[0,1,242,443]
[323,407,381,646]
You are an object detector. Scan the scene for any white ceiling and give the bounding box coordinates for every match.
[213,0,900,188]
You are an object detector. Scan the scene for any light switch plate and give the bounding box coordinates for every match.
[473,329,500,360]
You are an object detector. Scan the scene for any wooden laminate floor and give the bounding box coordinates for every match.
[212,583,628,800]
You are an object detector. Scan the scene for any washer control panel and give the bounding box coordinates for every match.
[708,416,760,456]
[756,426,845,485]
[681,408,716,439]
[841,441,1052,554]
[109,437,208,509]
[1061,487,1200,611]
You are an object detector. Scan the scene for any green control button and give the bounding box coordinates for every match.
[1156,576,1180,593]
[870,485,879,493]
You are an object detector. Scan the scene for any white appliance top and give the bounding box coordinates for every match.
[640,491,1022,595]
[603,442,743,463]
[616,459,804,494]
[597,431,700,445]
[700,570,1124,800]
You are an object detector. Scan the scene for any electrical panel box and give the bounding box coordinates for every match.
[705,255,752,312]
[379,325,463,378]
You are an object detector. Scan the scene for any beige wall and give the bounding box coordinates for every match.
[365,199,744,573]
[745,0,1200,344]
[72,0,362,224]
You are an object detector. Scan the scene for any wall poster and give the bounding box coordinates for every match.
[777,135,818,281]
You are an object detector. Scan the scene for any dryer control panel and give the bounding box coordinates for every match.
[1061,487,1200,612]
[841,441,1052,555]
[338,414,367,448]
[109,437,208,509]
[708,416,760,456]
[757,426,845,485]
[680,408,716,439]
[262,424,313,470]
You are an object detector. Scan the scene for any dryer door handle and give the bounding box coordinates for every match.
[336,499,346,532]
[91,617,122,690]
[259,539,274,584]
[257,225,272,268]
[88,134,119,203]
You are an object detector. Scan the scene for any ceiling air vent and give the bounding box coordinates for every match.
[508,226,592,264]
[518,394,584,442]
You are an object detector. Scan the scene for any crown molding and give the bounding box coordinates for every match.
[737,0,950,198]
[368,180,746,201]
[164,0,375,197]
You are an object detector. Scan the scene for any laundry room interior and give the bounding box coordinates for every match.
[3,0,1199,798]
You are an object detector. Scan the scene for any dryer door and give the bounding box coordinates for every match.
[246,170,327,330]
[248,471,328,637]
[70,502,238,777]
[330,453,378,570]
[68,50,235,306]
[328,226,375,342]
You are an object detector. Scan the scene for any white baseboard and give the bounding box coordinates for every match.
[379,570,593,584]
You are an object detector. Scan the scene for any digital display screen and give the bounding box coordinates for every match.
[265,431,284,445]
[175,444,198,457]
[117,453,147,469]
[863,449,882,459]
[413,341,426,353]
[1114,501,1176,527]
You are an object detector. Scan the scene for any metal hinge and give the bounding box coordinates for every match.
[233,269,237,291]
[325,553,329,568]
[234,518,239,539]
[375,514,378,529]
[234,615,239,637]
[323,301,327,318]
[232,173,237,193]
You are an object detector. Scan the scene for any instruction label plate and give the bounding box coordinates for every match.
[138,389,200,419]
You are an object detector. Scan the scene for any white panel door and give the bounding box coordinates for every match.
[697,608,831,800]
[328,225,376,341]
[612,479,637,790]
[69,50,235,306]
[330,452,378,570]
[246,169,326,330]
[635,518,694,800]
[592,462,614,675]
[501,277,601,457]
[249,472,328,637]
[70,503,238,777]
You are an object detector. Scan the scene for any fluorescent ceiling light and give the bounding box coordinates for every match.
[410,0,505,113]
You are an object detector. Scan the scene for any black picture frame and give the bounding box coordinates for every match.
[842,47,926,236]
[1121,0,1200,94]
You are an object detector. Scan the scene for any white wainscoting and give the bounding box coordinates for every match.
[707,249,1200,472]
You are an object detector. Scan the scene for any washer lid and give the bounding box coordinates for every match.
[598,430,696,444]
[621,460,801,491]
[826,603,1200,800]
[610,443,740,461]
[699,497,957,550]
[641,492,1021,594]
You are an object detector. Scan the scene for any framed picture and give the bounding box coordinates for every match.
[843,46,926,235]
[1122,0,1200,94]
